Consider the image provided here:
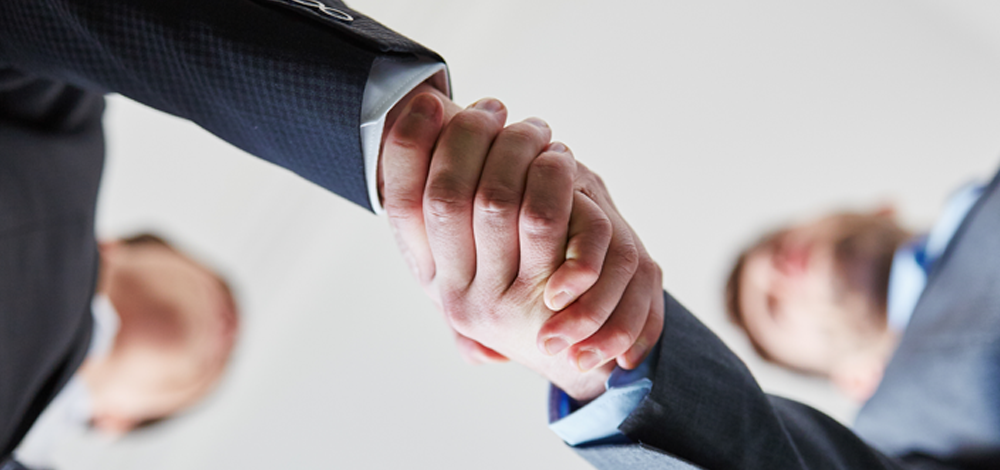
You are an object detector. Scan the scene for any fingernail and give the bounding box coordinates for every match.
[548,142,567,153]
[544,337,570,356]
[550,291,573,311]
[472,98,504,113]
[525,117,549,128]
[408,94,436,119]
[577,350,603,372]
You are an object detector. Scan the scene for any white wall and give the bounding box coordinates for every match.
[51,1,1000,468]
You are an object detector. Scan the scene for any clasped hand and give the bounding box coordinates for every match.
[379,88,663,401]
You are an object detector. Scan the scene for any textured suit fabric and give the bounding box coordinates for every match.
[854,170,1000,460]
[576,443,701,469]
[0,0,442,462]
[578,170,1000,470]
[0,0,442,211]
[0,71,102,461]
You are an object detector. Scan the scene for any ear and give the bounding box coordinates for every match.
[91,413,138,437]
[871,204,896,220]
[830,358,884,403]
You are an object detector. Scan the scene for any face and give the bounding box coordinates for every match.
[736,212,903,374]
[83,240,237,434]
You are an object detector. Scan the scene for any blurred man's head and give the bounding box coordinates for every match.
[81,234,238,435]
[725,210,910,401]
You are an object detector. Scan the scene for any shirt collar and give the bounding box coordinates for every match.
[886,182,985,331]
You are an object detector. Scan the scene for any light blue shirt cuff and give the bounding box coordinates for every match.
[547,350,656,446]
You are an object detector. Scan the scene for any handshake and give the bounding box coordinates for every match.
[378,85,664,402]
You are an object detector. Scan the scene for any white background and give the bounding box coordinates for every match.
[51,0,1000,468]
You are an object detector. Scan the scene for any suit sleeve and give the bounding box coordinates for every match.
[573,291,958,470]
[0,72,103,460]
[0,0,443,211]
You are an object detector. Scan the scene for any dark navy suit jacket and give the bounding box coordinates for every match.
[0,0,440,463]
[3,1,999,469]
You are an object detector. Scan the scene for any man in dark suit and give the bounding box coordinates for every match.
[380,91,1000,470]
[13,234,238,468]
[0,0,660,467]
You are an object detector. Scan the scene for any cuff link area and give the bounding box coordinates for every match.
[290,0,354,23]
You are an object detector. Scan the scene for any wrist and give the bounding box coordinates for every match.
[549,362,614,404]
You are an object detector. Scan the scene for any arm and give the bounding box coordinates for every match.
[581,292,912,470]
[381,98,963,470]
[0,71,103,459]
[0,0,438,210]
[382,95,664,400]
[1,0,648,371]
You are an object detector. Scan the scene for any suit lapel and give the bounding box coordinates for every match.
[854,165,1000,458]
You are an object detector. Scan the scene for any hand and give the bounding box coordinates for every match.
[538,160,664,372]
[379,84,509,365]
[381,93,663,400]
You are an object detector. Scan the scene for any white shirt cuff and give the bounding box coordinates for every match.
[360,57,449,213]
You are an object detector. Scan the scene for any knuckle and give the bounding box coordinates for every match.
[499,123,545,149]
[586,212,614,244]
[440,293,471,332]
[532,152,574,179]
[636,257,657,280]
[521,202,563,235]
[386,135,423,152]
[425,179,473,220]
[611,240,641,274]
[449,111,497,138]
[571,260,602,284]
[475,185,522,216]
[383,194,423,219]
[576,307,610,338]
[604,325,637,354]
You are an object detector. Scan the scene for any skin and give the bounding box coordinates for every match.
[736,212,903,401]
[381,93,663,401]
[80,241,237,434]
[75,81,660,432]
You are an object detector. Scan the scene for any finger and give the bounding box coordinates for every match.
[382,93,445,285]
[424,99,508,291]
[536,214,639,356]
[474,118,552,291]
[453,330,510,365]
[566,257,657,372]
[618,264,664,369]
[544,191,612,312]
[517,142,576,285]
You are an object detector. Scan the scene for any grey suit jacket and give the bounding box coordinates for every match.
[577,170,1000,470]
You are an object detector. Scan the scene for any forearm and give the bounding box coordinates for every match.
[0,0,436,209]
[603,291,910,470]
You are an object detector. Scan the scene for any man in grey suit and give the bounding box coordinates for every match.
[722,180,999,466]
[381,90,1000,469]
